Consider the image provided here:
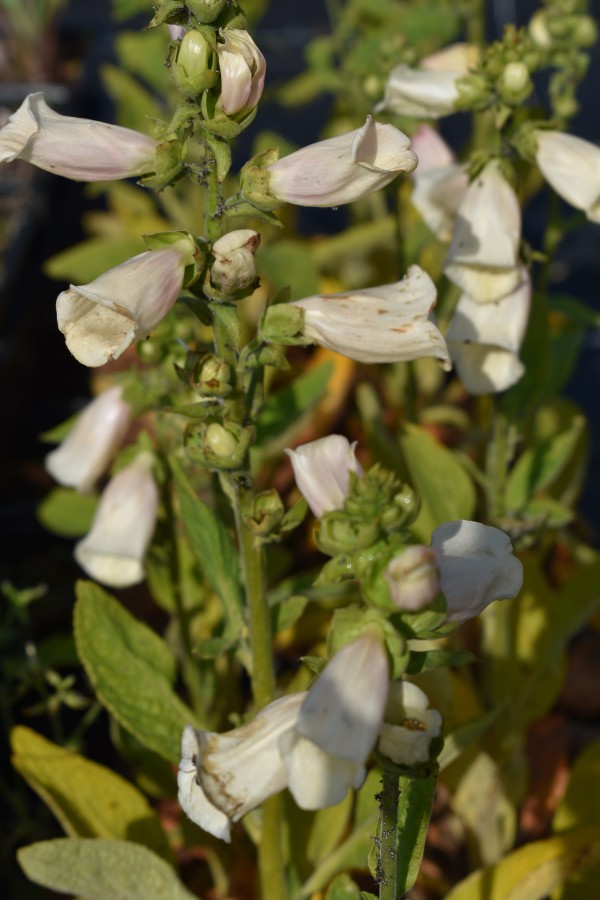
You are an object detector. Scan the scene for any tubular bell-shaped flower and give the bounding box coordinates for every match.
[375,44,477,120]
[217,29,266,116]
[266,115,417,208]
[74,454,159,588]
[410,125,468,242]
[0,93,157,181]
[378,681,442,766]
[290,265,451,369]
[431,520,523,623]
[56,248,187,367]
[178,694,305,843]
[444,161,521,303]
[535,130,600,223]
[446,271,531,394]
[285,434,363,518]
[280,633,390,809]
[45,386,130,494]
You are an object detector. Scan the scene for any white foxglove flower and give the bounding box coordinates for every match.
[178,694,305,842]
[431,520,523,623]
[45,386,130,494]
[410,125,468,242]
[267,115,417,208]
[285,434,363,518]
[375,43,477,119]
[378,681,442,766]
[446,271,530,394]
[210,229,260,293]
[56,248,186,367]
[217,29,266,116]
[384,545,440,611]
[291,265,451,369]
[280,633,389,809]
[74,455,159,588]
[0,93,157,181]
[535,130,600,223]
[444,161,521,303]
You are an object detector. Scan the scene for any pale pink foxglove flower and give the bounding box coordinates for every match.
[444,161,521,303]
[535,130,600,223]
[446,271,531,395]
[375,43,477,120]
[280,633,390,809]
[378,681,442,766]
[210,229,260,293]
[431,520,523,623]
[74,455,159,588]
[285,434,363,518]
[178,694,305,842]
[410,125,468,242]
[45,386,130,494]
[267,115,417,208]
[0,93,157,181]
[290,265,451,369]
[56,248,187,367]
[217,29,266,116]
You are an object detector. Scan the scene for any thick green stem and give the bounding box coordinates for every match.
[487,405,509,521]
[378,768,400,900]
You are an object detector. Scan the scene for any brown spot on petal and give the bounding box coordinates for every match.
[376,308,388,315]
[392,326,411,333]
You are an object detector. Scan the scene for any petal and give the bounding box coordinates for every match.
[280,730,365,810]
[376,65,461,119]
[297,633,389,764]
[178,726,232,842]
[411,163,468,241]
[411,125,455,172]
[285,434,362,518]
[431,520,523,622]
[536,130,600,219]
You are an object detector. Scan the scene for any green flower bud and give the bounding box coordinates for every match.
[315,513,380,556]
[498,61,532,104]
[185,421,254,470]
[187,0,226,23]
[455,73,492,110]
[529,11,552,49]
[260,304,307,345]
[170,30,217,98]
[195,355,232,396]
[573,15,598,47]
[249,489,285,537]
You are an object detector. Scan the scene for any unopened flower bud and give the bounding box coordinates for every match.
[210,229,260,294]
[205,422,239,458]
[217,29,266,117]
[250,490,285,537]
[498,62,532,104]
[573,15,598,47]
[384,546,440,612]
[529,11,552,49]
[186,421,253,470]
[196,355,232,396]
[187,0,226,23]
[316,513,380,556]
[170,30,216,98]
[286,435,363,518]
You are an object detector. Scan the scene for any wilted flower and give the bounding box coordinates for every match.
[45,386,130,494]
[56,248,187,367]
[280,633,390,809]
[0,93,157,181]
[178,694,305,843]
[378,681,442,766]
[444,161,521,303]
[384,545,440,611]
[267,115,417,208]
[446,270,531,395]
[431,520,523,623]
[285,434,363,518]
[290,265,451,369]
[375,43,477,119]
[410,125,468,242]
[535,130,600,223]
[217,29,266,116]
[74,455,159,588]
[210,229,260,293]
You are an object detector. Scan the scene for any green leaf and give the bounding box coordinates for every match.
[101,64,163,132]
[170,457,245,644]
[325,873,361,900]
[506,417,585,512]
[399,423,476,542]
[18,838,196,900]
[306,792,354,866]
[548,294,600,327]
[438,708,500,771]
[74,581,196,762]
[395,771,437,893]
[44,237,142,283]
[271,595,308,634]
[444,827,600,900]
[11,727,171,860]
[116,30,171,93]
[37,488,97,538]
[406,648,476,675]
[554,741,600,833]
[294,815,376,900]
[256,362,334,448]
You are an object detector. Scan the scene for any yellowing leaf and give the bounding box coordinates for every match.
[11,727,171,861]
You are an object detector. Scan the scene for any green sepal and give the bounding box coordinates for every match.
[259,303,307,344]
[280,497,308,533]
[223,197,284,226]
[239,147,282,210]
[203,131,232,182]
[187,0,226,24]
[146,0,187,29]
[167,101,203,134]
[142,230,206,287]
[301,655,327,676]
[141,139,185,190]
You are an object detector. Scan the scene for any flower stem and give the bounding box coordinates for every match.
[378,767,400,900]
